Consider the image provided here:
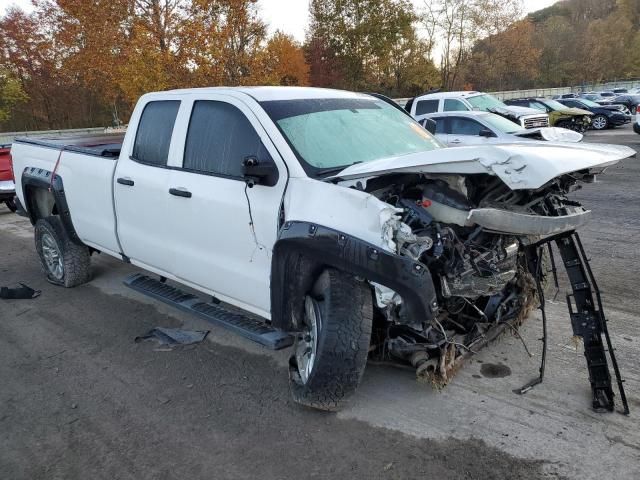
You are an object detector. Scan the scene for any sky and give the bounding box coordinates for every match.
[1,0,560,41]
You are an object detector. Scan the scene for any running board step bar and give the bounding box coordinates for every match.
[124,273,294,350]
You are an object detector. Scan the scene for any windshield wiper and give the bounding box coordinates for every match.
[315,162,362,178]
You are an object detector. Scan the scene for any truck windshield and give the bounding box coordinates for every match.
[466,94,506,111]
[260,98,442,176]
[482,114,522,134]
[544,99,569,111]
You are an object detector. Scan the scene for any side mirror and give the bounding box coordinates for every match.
[422,118,437,135]
[242,156,279,188]
[479,128,496,138]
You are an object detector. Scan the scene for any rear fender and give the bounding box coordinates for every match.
[21,167,82,245]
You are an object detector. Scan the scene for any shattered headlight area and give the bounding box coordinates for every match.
[366,172,630,414]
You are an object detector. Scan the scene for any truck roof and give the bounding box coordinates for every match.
[415,91,481,100]
[162,86,366,102]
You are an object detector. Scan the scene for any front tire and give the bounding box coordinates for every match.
[289,268,373,411]
[35,216,91,287]
[591,115,608,130]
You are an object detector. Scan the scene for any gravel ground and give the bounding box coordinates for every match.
[1,126,639,479]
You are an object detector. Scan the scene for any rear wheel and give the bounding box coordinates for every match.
[35,216,91,287]
[4,199,16,212]
[289,268,373,411]
[591,115,608,130]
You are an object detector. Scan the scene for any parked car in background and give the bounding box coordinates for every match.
[419,111,582,147]
[579,93,606,102]
[556,98,630,130]
[597,91,617,98]
[0,144,16,212]
[554,93,579,99]
[612,88,628,94]
[505,97,592,132]
[635,105,640,134]
[404,91,550,129]
[606,94,640,112]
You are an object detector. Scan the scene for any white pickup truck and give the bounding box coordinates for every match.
[11,87,633,412]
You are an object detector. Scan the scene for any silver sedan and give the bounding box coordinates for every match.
[420,111,583,147]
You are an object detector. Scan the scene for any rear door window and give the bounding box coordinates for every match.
[449,118,483,136]
[415,99,439,115]
[431,117,448,134]
[183,100,272,178]
[132,100,180,166]
[443,99,469,112]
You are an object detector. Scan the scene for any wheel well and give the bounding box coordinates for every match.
[25,186,58,223]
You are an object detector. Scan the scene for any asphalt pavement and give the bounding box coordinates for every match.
[1,125,639,479]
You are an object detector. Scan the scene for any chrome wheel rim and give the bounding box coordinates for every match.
[295,296,321,384]
[41,232,63,280]
[593,116,607,129]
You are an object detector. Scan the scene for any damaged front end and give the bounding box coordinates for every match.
[365,170,629,414]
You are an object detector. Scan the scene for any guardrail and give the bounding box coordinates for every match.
[0,126,126,145]
[395,79,640,104]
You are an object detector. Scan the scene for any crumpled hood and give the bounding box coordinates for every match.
[557,107,593,116]
[489,105,546,118]
[513,127,583,142]
[330,142,635,190]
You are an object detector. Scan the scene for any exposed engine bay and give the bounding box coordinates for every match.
[363,171,629,413]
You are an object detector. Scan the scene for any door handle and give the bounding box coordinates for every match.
[117,177,135,186]
[169,187,192,198]
[450,139,461,144]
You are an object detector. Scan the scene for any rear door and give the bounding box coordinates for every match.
[165,94,287,318]
[114,99,180,274]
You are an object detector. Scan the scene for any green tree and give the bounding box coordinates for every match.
[0,68,28,124]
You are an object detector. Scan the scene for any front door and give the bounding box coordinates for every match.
[165,95,287,318]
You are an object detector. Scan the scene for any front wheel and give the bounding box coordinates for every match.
[289,268,373,411]
[591,115,608,130]
[35,216,91,287]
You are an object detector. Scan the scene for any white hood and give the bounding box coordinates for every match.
[513,127,583,143]
[330,142,635,190]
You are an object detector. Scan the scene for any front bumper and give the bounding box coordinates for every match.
[610,115,630,126]
[0,179,15,200]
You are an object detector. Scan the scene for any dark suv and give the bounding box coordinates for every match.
[556,98,630,130]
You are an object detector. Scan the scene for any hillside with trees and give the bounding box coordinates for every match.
[0,0,638,131]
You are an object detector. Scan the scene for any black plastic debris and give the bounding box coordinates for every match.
[135,327,209,348]
[0,283,41,300]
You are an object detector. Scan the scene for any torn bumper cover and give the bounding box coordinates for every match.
[424,200,591,236]
[468,208,591,235]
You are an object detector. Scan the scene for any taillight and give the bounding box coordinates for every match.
[636,105,640,114]
[9,152,15,182]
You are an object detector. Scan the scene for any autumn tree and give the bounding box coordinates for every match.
[306,0,437,96]
[262,32,309,86]
[462,20,540,91]
[420,0,523,90]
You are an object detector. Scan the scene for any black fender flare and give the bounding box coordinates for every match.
[270,221,438,332]
[21,167,83,245]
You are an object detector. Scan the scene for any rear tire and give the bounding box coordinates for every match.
[4,199,16,212]
[289,268,373,411]
[35,216,91,287]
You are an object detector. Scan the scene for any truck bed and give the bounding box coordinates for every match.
[14,133,124,158]
[12,133,126,256]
